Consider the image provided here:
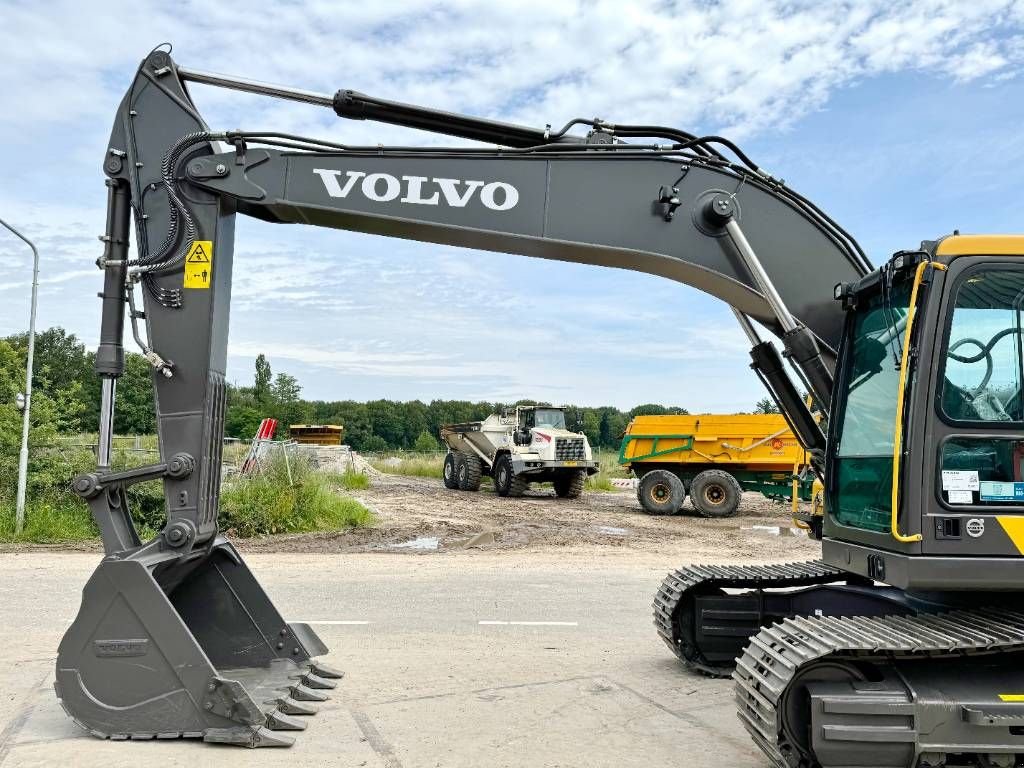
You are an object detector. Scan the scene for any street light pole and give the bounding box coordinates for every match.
[0,217,40,535]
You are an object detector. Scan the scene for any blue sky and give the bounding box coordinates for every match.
[1,1,1023,411]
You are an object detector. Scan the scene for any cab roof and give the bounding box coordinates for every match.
[934,234,1024,257]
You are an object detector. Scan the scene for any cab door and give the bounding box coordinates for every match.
[922,259,1024,557]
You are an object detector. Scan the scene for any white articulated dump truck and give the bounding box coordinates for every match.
[440,406,598,498]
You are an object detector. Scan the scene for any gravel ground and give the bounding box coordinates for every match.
[1,473,819,563]
[238,473,820,561]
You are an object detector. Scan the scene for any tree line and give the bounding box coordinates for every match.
[1,327,715,451]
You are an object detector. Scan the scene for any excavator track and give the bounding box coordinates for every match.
[733,608,1024,768]
[653,560,846,676]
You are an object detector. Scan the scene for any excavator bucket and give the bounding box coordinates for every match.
[55,536,340,747]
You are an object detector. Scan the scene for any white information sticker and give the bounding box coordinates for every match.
[947,490,973,504]
[941,470,980,492]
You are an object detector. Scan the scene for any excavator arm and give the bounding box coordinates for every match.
[57,46,870,749]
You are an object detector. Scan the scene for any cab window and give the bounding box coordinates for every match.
[830,278,911,532]
[941,268,1024,423]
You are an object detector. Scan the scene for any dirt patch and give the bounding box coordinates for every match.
[2,474,818,562]
[238,473,819,561]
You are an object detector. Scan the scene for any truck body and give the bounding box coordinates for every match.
[288,424,344,446]
[619,413,812,516]
[440,406,598,498]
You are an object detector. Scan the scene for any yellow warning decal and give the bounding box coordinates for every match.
[997,516,1024,555]
[1000,694,1024,702]
[183,241,213,289]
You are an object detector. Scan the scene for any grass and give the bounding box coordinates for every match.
[220,454,374,537]
[368,452,445,478]
[0,498,96,543]
[586,474,616,492]
[369,448,630,493]
[0,437,375,543]
[324,469,372,491]
[584,449,629,492]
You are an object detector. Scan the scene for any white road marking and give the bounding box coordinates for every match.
[478,621,579,626]
[294,620,372,625]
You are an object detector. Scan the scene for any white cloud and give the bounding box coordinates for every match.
[2,2,1024,410]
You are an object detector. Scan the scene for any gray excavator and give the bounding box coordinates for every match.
[59,44,1024,765]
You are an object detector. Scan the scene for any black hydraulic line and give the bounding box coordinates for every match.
[332,90,585,148]
[95,178,130,378]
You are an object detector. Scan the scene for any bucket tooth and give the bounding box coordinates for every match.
[299,672,337,690]
[266,710,307,731]
[203,726,295,748]
[273,696,319,716]
[289,683,329,702]
[308,661,344,680]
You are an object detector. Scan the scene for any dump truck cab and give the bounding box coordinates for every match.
[511,405,596,468]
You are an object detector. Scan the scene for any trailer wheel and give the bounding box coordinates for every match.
[494,455,527,497]
[637,470,686,515]
[457,454,483,491]
[443,453,459,489]
[690,470,742,518]
[554,470,586,499]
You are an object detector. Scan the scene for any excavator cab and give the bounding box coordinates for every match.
[822,236,1024,582]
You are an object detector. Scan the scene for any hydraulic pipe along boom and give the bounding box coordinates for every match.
[95,178,130,468]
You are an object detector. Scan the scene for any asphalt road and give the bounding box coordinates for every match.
[0,550,765,768]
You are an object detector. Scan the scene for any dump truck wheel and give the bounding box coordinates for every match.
[443,453,459,489]
[494,455,527,497]
[458,454,483,491]
[638,470,685,515]
[554,470,586,499]
[690,469,742,517]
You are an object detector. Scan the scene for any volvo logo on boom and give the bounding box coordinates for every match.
[313,169,519,211]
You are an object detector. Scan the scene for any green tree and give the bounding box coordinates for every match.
[0,339,85,504]
[224,405,264,439]
[753,397,780,414]
[254,354,272,404]
[580,410,601,447]
[269,372,311,426]
[362,434,389,452]
[367,400,405,448]
[5,328,94,431]
[412,430,440,452]
[599,410,629,448]
[629,403,668,417]
[112,354,156,433]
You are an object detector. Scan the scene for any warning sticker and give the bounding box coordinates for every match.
[183,241,213,289]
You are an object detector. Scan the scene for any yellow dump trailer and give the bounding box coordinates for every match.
[619,414,811,517]
[288,424,345,446]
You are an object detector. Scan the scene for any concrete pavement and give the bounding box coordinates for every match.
[0,550,763,767]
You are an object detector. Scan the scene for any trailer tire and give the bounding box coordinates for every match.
[554,470,586,499]
[494,455,527,497]
[637,470,686,515]
[457,454,483,491]
[443,453,459,489]
[690,469,742,518]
